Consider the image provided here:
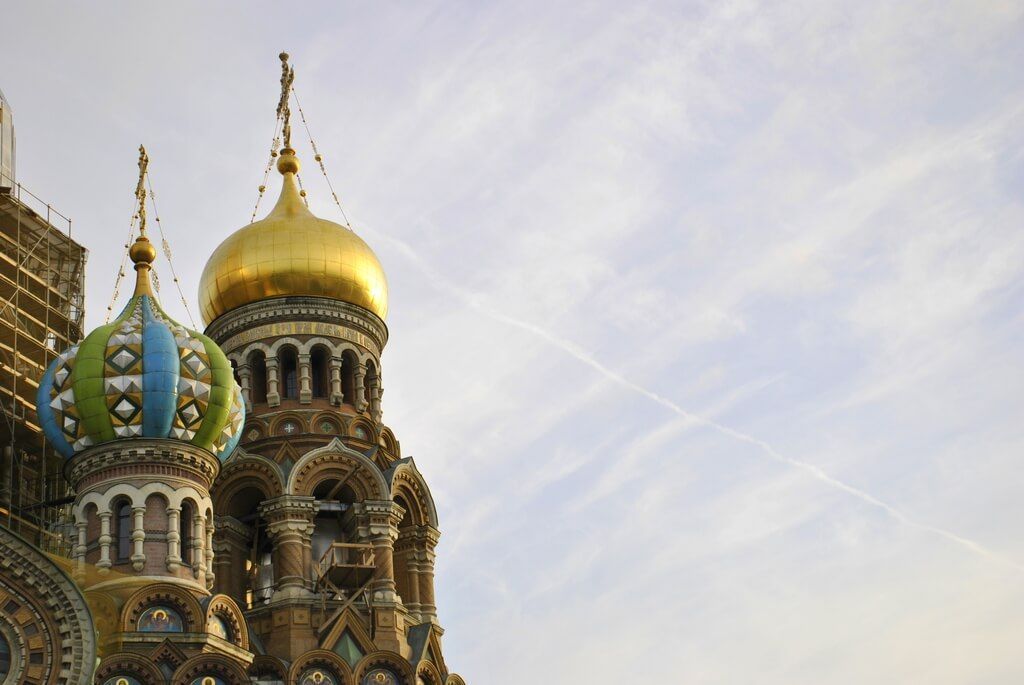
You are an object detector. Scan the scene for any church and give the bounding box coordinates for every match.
[0,54,464,685]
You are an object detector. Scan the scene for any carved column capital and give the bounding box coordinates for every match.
[258,496,319,599]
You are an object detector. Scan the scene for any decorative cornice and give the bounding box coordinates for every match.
[205,296,388,355]
[66,438,221,491]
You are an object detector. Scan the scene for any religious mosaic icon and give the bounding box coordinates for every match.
[300,668,337,685]
[208,614,230,640]
[363,669,400,685]
[137,605,184,632]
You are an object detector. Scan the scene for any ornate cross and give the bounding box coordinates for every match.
[135,144,149,235]
[277,52,295,149]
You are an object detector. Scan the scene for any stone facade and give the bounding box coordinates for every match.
[206,295,459,685]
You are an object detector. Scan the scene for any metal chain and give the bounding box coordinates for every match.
[290,84,353,228]
[296,172,309,207]
[105,198,140,322]
[145,176,197,328]
[251,117,283,222]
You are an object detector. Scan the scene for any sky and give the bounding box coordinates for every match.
[3,1,1024,682]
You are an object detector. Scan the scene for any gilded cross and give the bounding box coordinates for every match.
[135,144,149,235]
[277,52,295,149]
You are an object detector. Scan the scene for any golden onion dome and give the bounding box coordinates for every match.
[198,148,388,325]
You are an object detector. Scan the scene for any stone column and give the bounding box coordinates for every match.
[418,527,440,622]
[166,507,181,572]
[236,364,253,410]
[192,513,206,585]
[329,356,343,405]
[369,373,382,423]
[131,506,146,571]
[204,517,216,589]
[358,500,407,654]
[74,520,87,582]
[259,496,318,600]
[403,548,421,621]
[298,353,312,404]
[266,358,281,407]
[97,511,112,573]
[354,362,367,412]
[213,516,252,607]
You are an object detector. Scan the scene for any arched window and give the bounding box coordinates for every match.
[249,351,267,404]
[280,347,298,400]
[231,359,240,386]
[181,500,195,566]
[116,500,132,561]
[341,350,357,405]
[311,346,330,399]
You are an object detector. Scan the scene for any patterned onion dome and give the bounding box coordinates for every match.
[36,234,244,460]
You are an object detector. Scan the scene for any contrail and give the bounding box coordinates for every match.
[365,226,1023,572]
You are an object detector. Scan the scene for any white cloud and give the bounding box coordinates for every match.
[3,0,1024,682]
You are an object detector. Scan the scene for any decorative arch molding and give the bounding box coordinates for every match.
[349,417,376,440]
[249,654,289,681]
[288,438,389,500]
[213,451,285,514]
[354,651,416,685]
[235,341,272,364]
[268,335,305,356]
[94,651,167,685]
[236,334,380,361]
[287,649,354,685]
[379,427,399,456]
[171,653,251,685]
[387,460,439,528]
[0,526,96,685]
[0,612,26,685]
[241,417,266,439]
[268,411,309,435]
[202,593,250,651]
[417,661,444,685]
[77,481,212,515]
[121,582,205,633]
[311,410,345,436]
[444,674,467,685]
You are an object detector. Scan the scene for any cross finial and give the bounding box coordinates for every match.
[128,144,157,295]
[277,52,295,150]
[135,144,150,236]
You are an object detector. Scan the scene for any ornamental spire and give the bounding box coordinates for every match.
[277,52,295,151]
[129,144,157,296]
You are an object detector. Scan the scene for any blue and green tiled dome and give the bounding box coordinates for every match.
[36,235,244,461]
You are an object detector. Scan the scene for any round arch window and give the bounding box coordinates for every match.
[103,678,143,685]
[190,677,228,685]
[363,669,400,685]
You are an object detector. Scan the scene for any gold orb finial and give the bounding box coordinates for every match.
[276,148,301,175]
[129,236,157,265]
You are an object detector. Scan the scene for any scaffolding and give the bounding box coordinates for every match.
[0,172,86,555]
